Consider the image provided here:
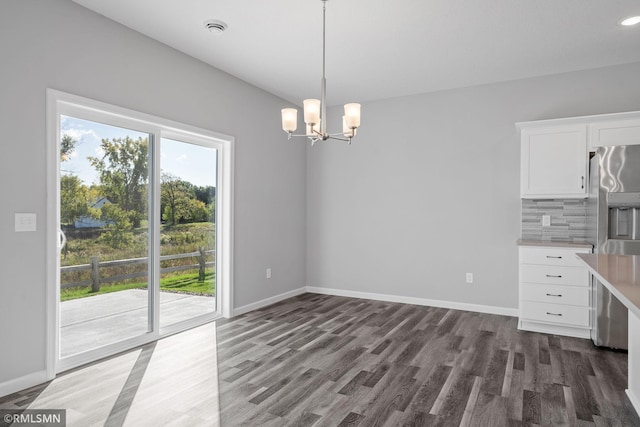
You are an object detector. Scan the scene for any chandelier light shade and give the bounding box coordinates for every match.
[303,99,321,125]
[281,108,297,132]
[281,0,361,145]
[344,103,361,128]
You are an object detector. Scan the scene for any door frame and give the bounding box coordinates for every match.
[46,89,234,377]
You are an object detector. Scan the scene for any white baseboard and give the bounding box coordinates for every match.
[0,370,49,399]
[627,389,640,418]
[518,320,591,339]
[233,287,307,316]
[305,286,519,317]
[232,286,518,318]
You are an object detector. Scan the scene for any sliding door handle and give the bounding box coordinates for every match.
[58,228,67,251]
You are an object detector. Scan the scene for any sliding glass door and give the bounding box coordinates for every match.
[49,91,230,373]
[59,116,153,359]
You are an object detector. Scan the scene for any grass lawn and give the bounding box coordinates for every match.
[60,271,215,302]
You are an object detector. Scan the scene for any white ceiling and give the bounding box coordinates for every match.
[72,0,640,107]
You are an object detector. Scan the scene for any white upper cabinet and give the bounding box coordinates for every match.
[520,124,588,199]
[517,111,640,199]
[589,118,640,149]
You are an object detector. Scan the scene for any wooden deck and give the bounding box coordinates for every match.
[61,289,215,357]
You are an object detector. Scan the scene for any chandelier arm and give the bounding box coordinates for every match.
[287,132,314,138]
[327,132,353,138]
[326,135,352,142]
[287,132,351,144]
[312,127,324,138]
[286,131,323,139]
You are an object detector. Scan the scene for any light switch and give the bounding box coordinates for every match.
[15,213,37,232]
[542,215,551,227]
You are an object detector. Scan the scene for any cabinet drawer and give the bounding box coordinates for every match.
[520,247,590,267]
[520,283,589,306]
[520,301,589,327]
[521,265,589,286]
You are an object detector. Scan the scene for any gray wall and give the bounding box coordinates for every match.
[307,62,640,310]
[0,0,306,384]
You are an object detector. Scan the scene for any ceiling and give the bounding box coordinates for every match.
[71,0,640,107]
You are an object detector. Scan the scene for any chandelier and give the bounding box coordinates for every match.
[280,0,361,145]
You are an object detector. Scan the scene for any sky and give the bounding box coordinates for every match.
[60,115,217,187]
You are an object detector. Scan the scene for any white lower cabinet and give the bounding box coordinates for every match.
[519,245,592,338]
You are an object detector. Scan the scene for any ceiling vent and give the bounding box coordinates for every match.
[205,20,227,34]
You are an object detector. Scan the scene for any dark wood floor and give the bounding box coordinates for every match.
[217,293,640,426]
[1,293,639,426]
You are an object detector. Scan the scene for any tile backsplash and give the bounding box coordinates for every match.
[521,199,588,241]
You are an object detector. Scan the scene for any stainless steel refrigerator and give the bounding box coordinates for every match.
[587,145,640,350]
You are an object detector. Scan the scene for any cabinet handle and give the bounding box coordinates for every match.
[546,312,563,316]
[546,293,563,297]
[546,274,562,278]
[581,176,584,189]
[546,256,562,259]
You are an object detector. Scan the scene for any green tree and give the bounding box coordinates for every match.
[98,203,134,249]
[194,185,216,205]
[161,173,193,225]
[185,199,208,223]
[88,136,148,228]
[60,175,100,225]
[206,201,215,223]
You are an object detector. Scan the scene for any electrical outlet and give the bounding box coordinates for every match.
[542,215,551,227]
[466,273,473,284]
[266,268,272,279]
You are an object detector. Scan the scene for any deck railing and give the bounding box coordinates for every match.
[60,247,215,291]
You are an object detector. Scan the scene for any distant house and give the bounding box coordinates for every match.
[74,197,112,228]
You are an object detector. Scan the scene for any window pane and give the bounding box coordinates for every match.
[59,115,151,357]
[159,138,217,328]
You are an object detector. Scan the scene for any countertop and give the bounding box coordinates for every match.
[577,254,640,319]
[517,239,593,249]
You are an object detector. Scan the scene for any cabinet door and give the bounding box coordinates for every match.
[589,119,640,149]
[520,125,588,198]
